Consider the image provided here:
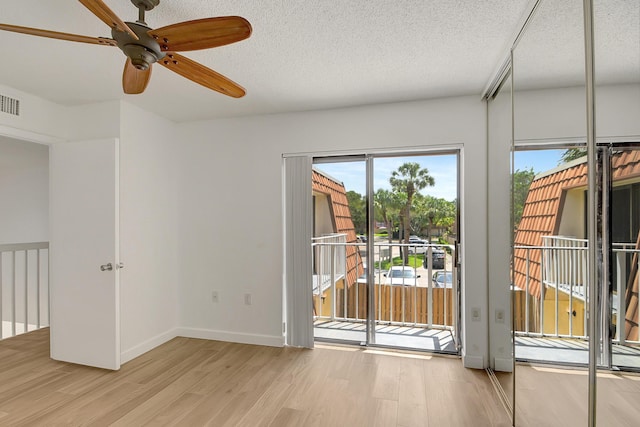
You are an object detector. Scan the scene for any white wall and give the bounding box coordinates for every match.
[0,84,67,142]
[176,96,490,366]
[64,101,121,142]
[313,194,334,236]
[118,102,180,363]
[0,137,48,244]
[514,83,640,142]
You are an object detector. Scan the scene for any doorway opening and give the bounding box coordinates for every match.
[311,151,460,353]
[0,136,50,340]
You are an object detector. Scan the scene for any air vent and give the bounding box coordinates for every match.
[0,94,20,116]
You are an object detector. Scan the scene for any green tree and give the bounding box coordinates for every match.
[559,148,587,164]
[389,162,435,262]
[412,194,456,239]
[512,167,535,231]
[346,191,366,235]
[373,188,401,243]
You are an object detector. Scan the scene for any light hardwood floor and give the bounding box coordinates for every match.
[495,364,640,427]
[0,328,509,426]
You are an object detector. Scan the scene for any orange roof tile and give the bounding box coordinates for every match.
[514,152,640,302]
[312,169,364,288]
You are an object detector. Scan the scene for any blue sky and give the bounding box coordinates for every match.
[514,149,564,174]
[315,149,565,201]
[316,155,458,200]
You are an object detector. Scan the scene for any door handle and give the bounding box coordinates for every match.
[100,263,113,271]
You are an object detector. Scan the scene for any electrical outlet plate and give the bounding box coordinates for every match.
[244,293,252,305]
[472,307,481,321]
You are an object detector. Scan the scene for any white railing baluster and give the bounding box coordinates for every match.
[37,249,41,329]
[0,243,49,339]
[0,254,3,340]
[513,239,640,350]
[427,246,433,328]
[525,249,530,334]
[312,240,457,340]
[583,246,589,338]
[12,251,16,337]
[540,247,545,335]
[616,250,626,345]
[24,250,28,334]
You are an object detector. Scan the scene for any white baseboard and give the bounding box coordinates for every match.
[493,357,513,372]
[462,354,485,369]
[177,327,284,347]
[120,328,179,364]
[120,327,284,365]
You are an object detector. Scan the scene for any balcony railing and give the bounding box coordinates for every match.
[514,235,639,345]
[312,238,457,333]
[0,242,49,339]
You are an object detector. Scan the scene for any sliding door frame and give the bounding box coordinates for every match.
[311,147,462,351]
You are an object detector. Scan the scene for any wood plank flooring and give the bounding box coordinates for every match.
[495,365,640,427]
[0,329,510,426]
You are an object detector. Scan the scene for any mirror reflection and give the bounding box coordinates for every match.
[512,0,588,425]
[510,0,640,425]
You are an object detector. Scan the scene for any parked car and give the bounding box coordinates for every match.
[407,237,428,254]
[383,266,420,286]
[357,266,382,284]
[432,271,453,288]
[357,234,367,243]
[423,248,446,269]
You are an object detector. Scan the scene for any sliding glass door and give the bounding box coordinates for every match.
[311,151,460,353]
[311,156,367,344]
[600,144,640,371]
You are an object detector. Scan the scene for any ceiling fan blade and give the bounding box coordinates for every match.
[123,58,152,94]
[0,23,116,46]
[149,17,252,52]
[159,52,245,98]
[79,0,138,40]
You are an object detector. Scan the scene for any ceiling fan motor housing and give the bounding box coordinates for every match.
[112,22,165,70]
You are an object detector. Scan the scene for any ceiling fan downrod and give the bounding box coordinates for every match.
[131,0,160,24]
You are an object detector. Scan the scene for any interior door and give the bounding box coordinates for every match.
[49,138,120,370]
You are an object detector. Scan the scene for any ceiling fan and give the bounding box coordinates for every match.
[0,0,252,97]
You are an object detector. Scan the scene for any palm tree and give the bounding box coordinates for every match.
[375,189,403,262]
[374,189,396,244]
[390,162,435,262]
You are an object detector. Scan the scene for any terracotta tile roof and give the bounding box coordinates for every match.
[513,161,588,298]
[513,151,640,340]
[312,169,364,288]
[625,233,640,341]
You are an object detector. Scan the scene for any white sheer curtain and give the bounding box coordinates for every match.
[283,155,314,348]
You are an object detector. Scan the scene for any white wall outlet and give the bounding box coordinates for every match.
[495,309,505,323]
[244,293,252,305]
[212,291,219,303]
[472,307,481,322]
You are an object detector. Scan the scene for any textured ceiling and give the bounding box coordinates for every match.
[514,0,640,90]
[0,1,629,125]
[0,0,535,122]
